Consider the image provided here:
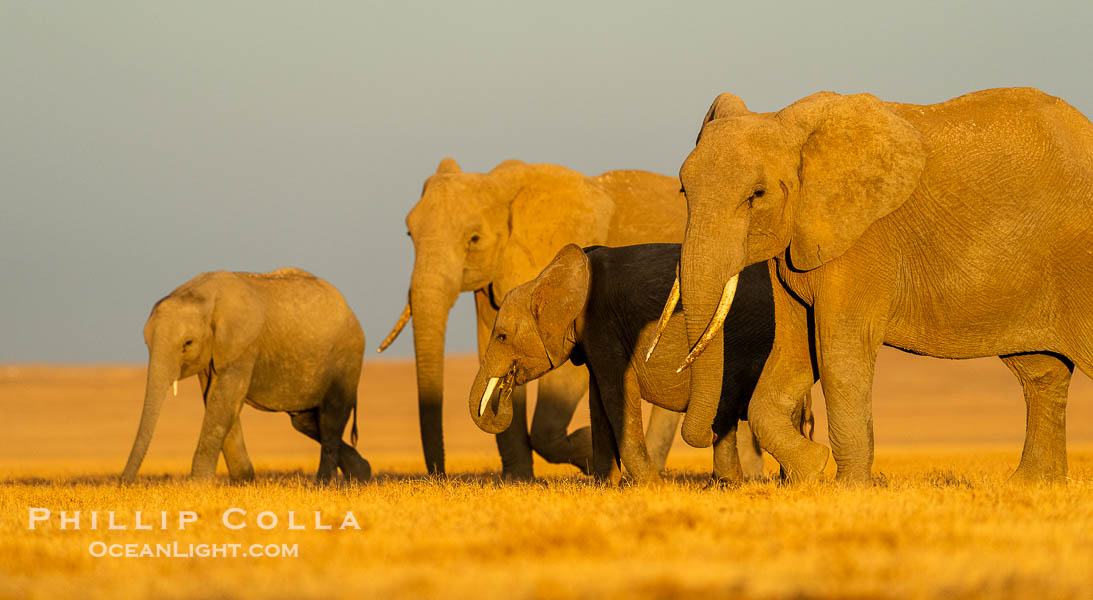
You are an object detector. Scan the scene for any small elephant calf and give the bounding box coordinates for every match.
[121,268,371,483]
[470,244,812,483]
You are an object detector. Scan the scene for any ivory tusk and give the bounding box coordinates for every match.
[377,301,412,353]
[173,379,178,396]
[676,274,739,373]
[644,274,680,362]
[479,377,499,417]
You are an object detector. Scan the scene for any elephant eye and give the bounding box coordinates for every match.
[745,188,765,208]
[470,234,481,244]
[183,340,193,349]
[496,333,507,343]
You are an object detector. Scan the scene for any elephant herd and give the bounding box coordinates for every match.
[122,87,1093,486]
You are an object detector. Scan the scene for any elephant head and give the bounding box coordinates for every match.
[470,244,591,433]
[669,92,927,448]
[379,159,612,473]
[121,274,262,481]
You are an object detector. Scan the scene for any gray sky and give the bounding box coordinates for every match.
[2,1,1091,363]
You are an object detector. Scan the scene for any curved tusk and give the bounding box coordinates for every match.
[173,379,178,397]
[644,274,680,362]
[377,301,412,353]
[676,274,739,373]
[479,377,499,417]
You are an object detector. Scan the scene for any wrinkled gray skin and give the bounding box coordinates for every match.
[121,268,371,483]
[673,88,1093,484]
[469,244,813,483]
[384,158,696,480]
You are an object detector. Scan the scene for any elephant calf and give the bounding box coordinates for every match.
[469,244,812,484]
[121,268,371,483]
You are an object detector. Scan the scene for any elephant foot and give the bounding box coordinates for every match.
[624,466,663,486]
[227,462,256,483]
[339,452,372,482]
[712,452,744,484]
[712,466,743,485]
[833,468,873,486]
[228,470,256,483]
[1010,459,1067,485]
[502,468,535,483]
[778,441,829,483]
[529,426,594,476]
[706,476,742,490]
[592,466,622,487]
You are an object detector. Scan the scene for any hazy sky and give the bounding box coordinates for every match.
[2,1,1091,363]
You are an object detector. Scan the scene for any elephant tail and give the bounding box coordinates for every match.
[350,404,359,448]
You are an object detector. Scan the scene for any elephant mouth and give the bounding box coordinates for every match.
[478,364,518,417]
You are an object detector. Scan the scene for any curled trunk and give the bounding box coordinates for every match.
[468,364,517,434]
[121,345,179,482]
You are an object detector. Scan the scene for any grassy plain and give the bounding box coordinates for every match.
[2,349,1093,599]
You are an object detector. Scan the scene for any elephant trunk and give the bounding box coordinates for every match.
[121,343,180,482]
[678,217,746,448]
[409,266,461,475]
[468,363,516,434]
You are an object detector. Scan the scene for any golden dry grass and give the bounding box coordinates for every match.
[2,349,1093,599]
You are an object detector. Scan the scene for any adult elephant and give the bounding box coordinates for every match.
[380,158,690,479]
[662,88,1093,484]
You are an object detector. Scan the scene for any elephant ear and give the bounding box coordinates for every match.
[696,92,751,144]
[435,157,462,174]
[211,275,264,366]
[493,165,613,297]
[781,92,927,271]
[530,244,591,368]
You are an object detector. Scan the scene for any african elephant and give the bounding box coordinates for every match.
[121,268,371,483]
[470,244,813,483]
[378,158,695,480]
[662,87,1093,484]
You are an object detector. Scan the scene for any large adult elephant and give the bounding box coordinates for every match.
[380,158,690,479]
[662,88,1093,484]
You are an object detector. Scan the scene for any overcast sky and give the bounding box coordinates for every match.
[2,1,1091,363]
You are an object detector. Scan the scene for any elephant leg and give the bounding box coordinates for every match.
[747,289,826,483]
[191,362,253,479]
[588,373,621,484]
[713,422,744,482]
[645,406,681,472]
[736,422,765,479]
[601,368,659,483]
[199,371,255,481]
[1002,353,1072,483]
[289,409,371,482]
[221,416,255,482]
[495,385,534,481]
[815,307,887,485]
[315,390,357,483]
[529,364,593,474]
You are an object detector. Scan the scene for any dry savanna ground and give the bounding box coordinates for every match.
[2,348,1093,599]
